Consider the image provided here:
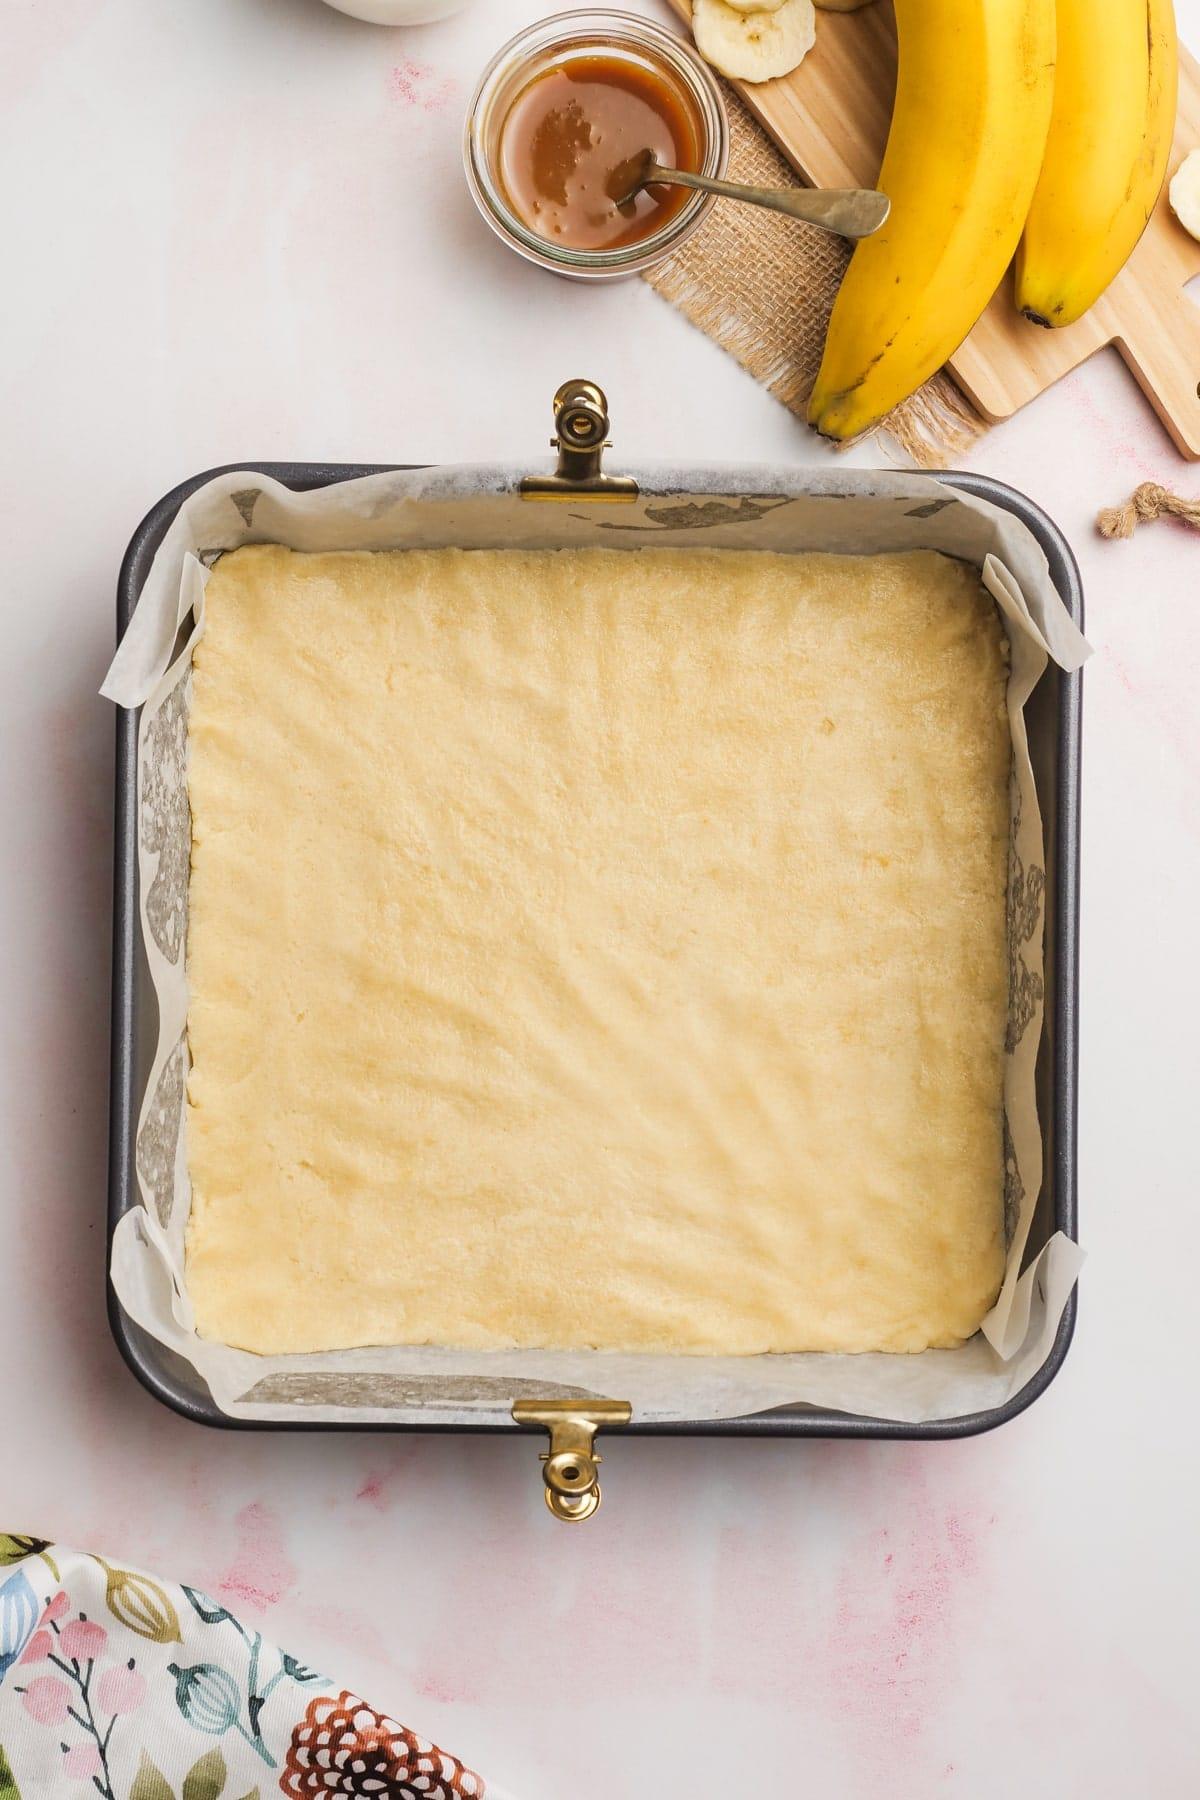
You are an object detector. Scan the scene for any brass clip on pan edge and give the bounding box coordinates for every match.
[520,379,639,504]
[512,1398,633,1521]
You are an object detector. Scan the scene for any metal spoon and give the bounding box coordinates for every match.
[609,150,890,240]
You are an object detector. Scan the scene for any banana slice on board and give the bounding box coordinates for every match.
[1169,150,1200,241]
[723,0,788,12]
[693,0,817,83]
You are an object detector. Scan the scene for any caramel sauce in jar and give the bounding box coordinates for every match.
[498,49,704,253]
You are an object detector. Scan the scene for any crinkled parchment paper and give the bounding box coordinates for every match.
[103,464,1089,1425]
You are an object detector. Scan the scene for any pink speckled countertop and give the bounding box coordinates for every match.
[3,2,1199,1795]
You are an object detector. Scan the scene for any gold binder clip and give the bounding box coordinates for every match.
[511,1398,633,1521]
[519,379,639,504]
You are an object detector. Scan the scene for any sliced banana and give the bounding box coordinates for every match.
[1169,149,1200,242]
[693,0,817,83]
[722,0,788,13]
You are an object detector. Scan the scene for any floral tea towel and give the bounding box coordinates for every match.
[0,1535,508,1800]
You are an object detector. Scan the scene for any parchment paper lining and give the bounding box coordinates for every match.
[104,464,1089,1425]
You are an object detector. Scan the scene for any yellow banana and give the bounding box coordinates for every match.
[809,0,1056,443]
[1016,0,1178,327]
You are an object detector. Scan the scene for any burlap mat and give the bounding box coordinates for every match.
[642,90,985,466]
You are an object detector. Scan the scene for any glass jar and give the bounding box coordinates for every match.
[464,9,730,282]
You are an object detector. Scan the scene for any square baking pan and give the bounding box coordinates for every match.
[108,459,1082,1447]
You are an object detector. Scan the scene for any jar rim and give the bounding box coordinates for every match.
[464,8,730,278]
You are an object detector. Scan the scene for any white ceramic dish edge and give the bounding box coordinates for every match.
[319,0,470,25]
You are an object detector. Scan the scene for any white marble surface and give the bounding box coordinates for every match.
[3,2,1199,1795]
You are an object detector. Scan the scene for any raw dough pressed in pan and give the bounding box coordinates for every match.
[185,545,1011,1357]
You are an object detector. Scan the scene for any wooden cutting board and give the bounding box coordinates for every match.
[666,0,1200,457]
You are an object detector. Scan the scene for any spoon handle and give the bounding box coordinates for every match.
[648,166,890,239]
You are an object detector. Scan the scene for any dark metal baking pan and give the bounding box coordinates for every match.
[108,462,1082,1440]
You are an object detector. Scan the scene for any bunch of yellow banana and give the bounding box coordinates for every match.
[809,0,1179,444]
